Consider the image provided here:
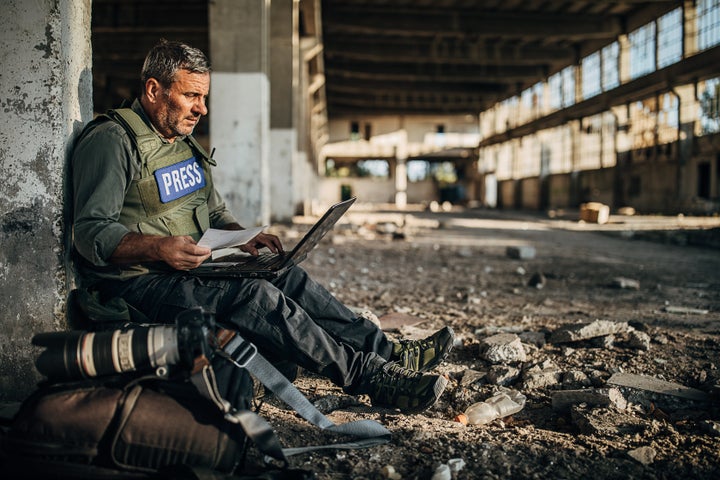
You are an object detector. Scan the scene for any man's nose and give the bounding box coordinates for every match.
[193,98,208,116]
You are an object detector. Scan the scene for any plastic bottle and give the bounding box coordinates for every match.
[456,389,526,425]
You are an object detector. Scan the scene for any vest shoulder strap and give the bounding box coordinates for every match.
[106,108,216,166]
[105,108,163,154]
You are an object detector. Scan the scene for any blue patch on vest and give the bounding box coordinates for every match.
[154,157,206,203]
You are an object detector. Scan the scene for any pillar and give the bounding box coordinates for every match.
[0,0,93,400]
[209,0,271,227]
[395,129,408,208]
[269,0,298,221]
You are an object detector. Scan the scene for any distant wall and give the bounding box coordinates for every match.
[318,177,436,205]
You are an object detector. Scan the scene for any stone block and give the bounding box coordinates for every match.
[551,387,627,411]
[580,202,610,224]
[549,320,632,344]
[479,333,527,364]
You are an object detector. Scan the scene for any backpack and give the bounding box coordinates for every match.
[0,307,390,479]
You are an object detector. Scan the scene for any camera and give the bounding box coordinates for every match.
[32,307,217,381]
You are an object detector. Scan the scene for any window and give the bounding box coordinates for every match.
[561,67,576,107]
[657,8,683,68]
[582,52,602,99]
[601,43,620,91]
[700,77,720,134]
[407,160,430,182]
[658,92,679,144]
[629,22,656,79]
[548,72,563,110]
[699,0,720,50]
[357,160,389,178]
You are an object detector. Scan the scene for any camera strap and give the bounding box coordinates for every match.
[193,330,391,462]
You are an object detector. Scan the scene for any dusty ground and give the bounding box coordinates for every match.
[253,204,720,480]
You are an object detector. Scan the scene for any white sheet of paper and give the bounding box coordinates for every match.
[197,226,266,250]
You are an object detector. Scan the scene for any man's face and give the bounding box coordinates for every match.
[152,69,210,141]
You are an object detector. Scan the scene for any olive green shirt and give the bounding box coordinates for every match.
[72,100,237,282]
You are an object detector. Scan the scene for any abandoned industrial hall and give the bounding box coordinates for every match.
[1,1,719,479]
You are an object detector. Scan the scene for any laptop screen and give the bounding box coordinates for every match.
[283,197,356,265]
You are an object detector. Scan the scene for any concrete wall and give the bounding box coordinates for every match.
[318,177,436,205]
[0,0,92,401]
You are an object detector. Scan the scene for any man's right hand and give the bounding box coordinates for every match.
[110,232,212,270]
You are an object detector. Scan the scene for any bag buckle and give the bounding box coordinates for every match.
[216,336,257,369]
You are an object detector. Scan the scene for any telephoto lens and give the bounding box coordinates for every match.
[32,325,179,381]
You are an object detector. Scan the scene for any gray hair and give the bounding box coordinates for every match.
[141,39,210,90]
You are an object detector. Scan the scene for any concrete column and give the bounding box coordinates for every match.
[676,84,699,206]
[269,0,298,221]
[209,0,271,227]
[684,1,698,56]
[617,34,631,84]
[394,129,408,208]
[0,0,92,400]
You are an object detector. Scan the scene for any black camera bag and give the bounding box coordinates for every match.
[0,374,261,479]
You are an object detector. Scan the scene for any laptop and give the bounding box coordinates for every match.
[191,197,356,279]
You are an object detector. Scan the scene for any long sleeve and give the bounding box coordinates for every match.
[72,121,136,266]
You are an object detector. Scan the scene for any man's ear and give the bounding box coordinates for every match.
[144,78,162,103]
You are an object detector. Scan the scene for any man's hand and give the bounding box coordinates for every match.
[156,236,212,270]
[110,232,211,270]
[240,232,284,256]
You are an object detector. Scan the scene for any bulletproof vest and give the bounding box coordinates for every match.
[103,108,216,241]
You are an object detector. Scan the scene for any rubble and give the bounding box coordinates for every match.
[522,361,562,390]
[627,446,657,465]
[487,365,521,386]
[519,331,546,348]
[607,372,713,411]
[561,370,592,389]
[579,202,610,224]
[607,373,712,402]
[663,305,710,315]
[549,320,632,344]
[611,277,640,290]
[551,387,627,412]
[569,405,647,436]
[627,330,651,350]
[478,333,527,364]
[258,212,720,479]
[459,369,487,387]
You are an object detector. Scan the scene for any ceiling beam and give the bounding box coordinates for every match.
[324,37,575,66]
[326,61,548,83]
[323,9,622,40]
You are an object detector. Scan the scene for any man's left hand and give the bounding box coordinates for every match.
[241,232,284,256]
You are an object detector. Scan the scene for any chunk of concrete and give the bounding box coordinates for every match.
[562,370,592,389]
[549,320,632,344]
[607,373,712,403]
[580,202,610,224]
[479,333,527,364]
[487,365,521,386]
[522,365,561,390]
[551,387,627,411]
[627,330,651,351]
[519,331,546,348]
[628,446,656,465]
[608,372,713,412]
[611,277,640,290]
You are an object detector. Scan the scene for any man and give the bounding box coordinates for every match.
[72,39,454,413]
